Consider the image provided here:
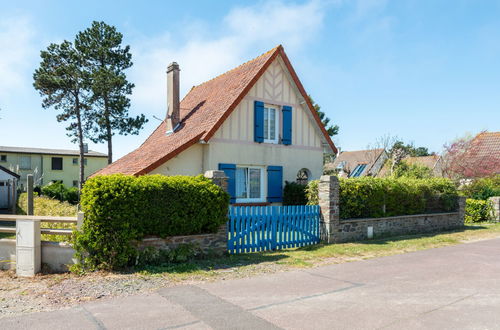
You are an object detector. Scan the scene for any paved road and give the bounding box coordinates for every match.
[4,238,500,330]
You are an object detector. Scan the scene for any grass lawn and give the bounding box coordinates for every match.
[137,222,500,281]
[0,193,78,242]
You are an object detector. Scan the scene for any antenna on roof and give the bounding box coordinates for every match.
[153,115,166,123]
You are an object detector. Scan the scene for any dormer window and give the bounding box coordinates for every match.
[263,104,279,144]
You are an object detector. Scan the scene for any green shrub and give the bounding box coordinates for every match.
[460,175,500,200]
[306,177,458,219]
[73,174,230,270]
[41,182,79,204]
[283,181,307,205]
[393,161,433,179]
[465,198,493,223]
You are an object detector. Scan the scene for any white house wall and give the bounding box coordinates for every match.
[150,144,204,176]
[208,55,324,183]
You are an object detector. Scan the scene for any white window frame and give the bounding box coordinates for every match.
[235,166,265,203]
[263,104,279,144]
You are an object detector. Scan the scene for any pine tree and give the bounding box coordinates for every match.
[75,21,147,164]
[33,41,90,192]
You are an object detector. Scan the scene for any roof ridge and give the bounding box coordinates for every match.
[186,45,282,92]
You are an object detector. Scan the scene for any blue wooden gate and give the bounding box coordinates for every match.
[227,205,320,254]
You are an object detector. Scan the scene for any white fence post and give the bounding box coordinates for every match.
[77,212,84,230]
[16,218,41,277]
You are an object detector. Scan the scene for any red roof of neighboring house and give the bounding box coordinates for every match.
[96,45,337,176]
[470,132,500,159]
[326,149,386,177]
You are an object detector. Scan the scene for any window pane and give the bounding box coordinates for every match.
[263,107,269,140]
[235,168,247,198]
[249,169,261,198]
[51,157,63,170]
[20,156,31,170]
[269,108,276,140]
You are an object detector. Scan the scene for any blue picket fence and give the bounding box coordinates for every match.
[227,205,321,254]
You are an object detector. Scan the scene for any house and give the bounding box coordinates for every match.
[95,45,337,204]
[0,165,19,211]
[0,146,108,190]
[377,154,443,177]
[326,149,387,178]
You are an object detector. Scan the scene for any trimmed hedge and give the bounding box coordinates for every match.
[73,174,230,270]
[465,198,492,223]
[41,182,79,204]
[283,181,307,205]
[306,177,458,219]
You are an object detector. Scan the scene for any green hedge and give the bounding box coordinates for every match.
[283,181,307,205]
[73,174,230,270]
[306,177,458,219]
[41,182,79,204]
[465,198,492,223]
[460,175,500,200]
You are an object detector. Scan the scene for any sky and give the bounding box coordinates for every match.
[1,0,499,159]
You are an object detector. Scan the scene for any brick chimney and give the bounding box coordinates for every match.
[166,62,180,134]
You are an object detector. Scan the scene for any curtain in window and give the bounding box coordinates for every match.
[235,168,247,198]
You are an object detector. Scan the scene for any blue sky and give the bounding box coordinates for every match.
[1,0,499,159]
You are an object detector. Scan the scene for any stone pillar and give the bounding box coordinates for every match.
[204,170,228,193]
[489,197,500,222]
[16,219,41,277]
[318,175,340,244]
[27,174,34,216]
[458,196,466,226]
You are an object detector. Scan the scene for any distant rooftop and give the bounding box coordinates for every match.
[0,146,107,157]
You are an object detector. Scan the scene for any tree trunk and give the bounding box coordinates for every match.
[75,96,85,194]
[104,97,113,164]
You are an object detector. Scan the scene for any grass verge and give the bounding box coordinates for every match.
[136,223,500,281]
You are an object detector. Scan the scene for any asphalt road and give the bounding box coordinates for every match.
[4,238,500,330]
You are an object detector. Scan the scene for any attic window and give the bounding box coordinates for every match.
[350,164,367,177]
[0,155,6,162]
[263,104,279,144]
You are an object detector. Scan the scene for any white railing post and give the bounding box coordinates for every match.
[16,218,41,277]
[77,212,84,230]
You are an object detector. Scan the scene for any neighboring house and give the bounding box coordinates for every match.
[96,45,337,204]
[0,146,108,190]
[326,149,387,178]
[377,154,443,177]
[0,165,19,211]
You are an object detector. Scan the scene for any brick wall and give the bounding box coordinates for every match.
[489,197,500,222]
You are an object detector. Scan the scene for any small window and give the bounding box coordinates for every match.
[263,105,279,144]
[296,168,310,185]
[51,157,63,170]
[235,166,264,202]
[72,158,78,165]
[350,164,367,177]
[72,180,78,187]
[336,161,346,169]
[19,156,31,170]
[84,158,88,166]
[0,155,6,162]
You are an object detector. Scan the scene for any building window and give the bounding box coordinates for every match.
[19,156,31,170]
[84,158,88,166]
[72,180,78,187]
[296,168,310,185]
[350,164,367,177]
[51,157,63,170]
[72,158,78,165]
[0,155,6,162]
[263,105,279,144]
[235,166,264,202]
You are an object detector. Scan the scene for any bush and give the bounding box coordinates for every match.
[393,161,433,179]
[306,180,319,205]
[73,174,230,270]
[283,181,307,205]
[306,177,458,219]
[41,182,79,204]
[465,198,493,223]
[460,175,500,200]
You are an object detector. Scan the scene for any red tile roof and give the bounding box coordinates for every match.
[95,45,337,176]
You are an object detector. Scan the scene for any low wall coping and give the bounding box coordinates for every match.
[341,212,460,223]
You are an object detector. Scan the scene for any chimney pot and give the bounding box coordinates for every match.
[166,62,180,134]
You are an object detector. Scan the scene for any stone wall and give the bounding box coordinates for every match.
[338,212,463,242]
[489,197,500,222]
[318,175,466,243]
[138,225,227,255]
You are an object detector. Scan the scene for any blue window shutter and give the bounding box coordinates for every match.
[218,163,236,203]
[282,106,292,145]
[254,101,264,143]
[267,166,283,203]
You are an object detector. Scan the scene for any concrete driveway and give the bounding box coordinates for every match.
[4,238,500,330]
